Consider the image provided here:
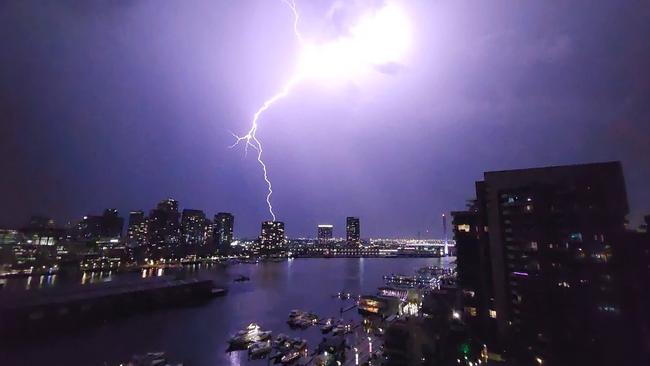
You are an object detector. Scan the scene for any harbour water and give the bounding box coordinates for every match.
[1,257,454,365]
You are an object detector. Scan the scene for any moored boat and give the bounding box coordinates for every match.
[280,351,300,364]
[248,340,272,358]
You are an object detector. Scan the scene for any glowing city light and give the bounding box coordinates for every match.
[231,0,412,219]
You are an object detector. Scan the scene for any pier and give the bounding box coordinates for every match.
[0,277,225,335]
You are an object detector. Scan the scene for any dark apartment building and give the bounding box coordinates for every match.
[73,209,124,242]
[453,162,641,365]
[147,198,180,248]
[214,212,234,254]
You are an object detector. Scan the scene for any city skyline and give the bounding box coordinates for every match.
[1,1,649,238]
[2,1,649,365]
[6,200,454,240]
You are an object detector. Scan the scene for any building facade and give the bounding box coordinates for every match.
[73,209,123,243]
[260,221,285,255]
[214,212,234,255]
[147,198,180,248]
[181,209,207,247]
[317,224,333,243]
[454,162,631,365]
[346,217,360,245]
[127,210,147,247]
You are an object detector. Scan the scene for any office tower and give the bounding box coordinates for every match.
[454,162,629,365]
[147,198,180,248]
[181,209,207,246]
[317,224,333,243]
[127,211,147,247]
[214,213,234,255]
[346,217,360,245]
[260,221,285,255]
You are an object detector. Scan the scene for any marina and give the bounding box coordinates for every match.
[222,264,457,364]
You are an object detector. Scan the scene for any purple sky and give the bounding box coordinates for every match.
[1,0,649,238]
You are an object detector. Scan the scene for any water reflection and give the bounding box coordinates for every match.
[228,349,242,366]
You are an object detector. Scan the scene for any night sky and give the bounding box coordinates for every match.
[1,0,649,238]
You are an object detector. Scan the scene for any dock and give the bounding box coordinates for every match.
[0,277,225,335]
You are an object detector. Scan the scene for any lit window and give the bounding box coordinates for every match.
[457,224,471,232]
[489,309,497,319]
[464,307,478,317]
[569,233,583,242]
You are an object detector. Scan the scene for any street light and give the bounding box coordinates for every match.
[354,347,359,365]
[368,336,372,353]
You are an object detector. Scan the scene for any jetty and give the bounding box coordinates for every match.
[0,277,225,335]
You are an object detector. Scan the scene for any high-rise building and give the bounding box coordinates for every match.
[148,198,180,248]
[101,209,124,239]
[181,209,207,246]
[214,212,234,255]
[73,209,123,243]
[454,162,630,365]
[73,215,103,241]
[204,218,214,248]
[346,217,360,245]
[451,183,496,348]
[157,198,178,213]
[318,224,333,243]
[127,210,147,247]
[260,221,285,255]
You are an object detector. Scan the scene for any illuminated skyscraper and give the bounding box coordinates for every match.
[346,217,360,245]
[127,210,147,247]
[317,224,333,243]
[260,221,285,255]
[148,198,180,247]
[181,209,206,246]
[214,212,234,254]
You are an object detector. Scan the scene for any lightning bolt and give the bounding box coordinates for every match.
[230,0,304,222]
